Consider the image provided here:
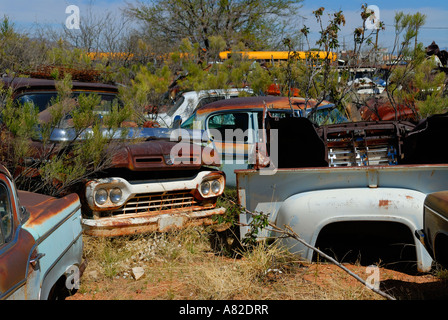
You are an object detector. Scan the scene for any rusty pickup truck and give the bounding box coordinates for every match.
[236,112,448,272]
[0,164,85,300]
[1,77,226,237]
[78,131,225,237]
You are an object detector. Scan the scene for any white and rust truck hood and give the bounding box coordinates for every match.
[19,191,81,241]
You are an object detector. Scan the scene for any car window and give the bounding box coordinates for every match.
[15,92,120,114]
[166,96,185,117]
[0,183,13,245]
[207,112,249,142]
[308,107,348,125]
[181,114,195,129]
[197,96,225,108]
[256,110,297,130]
[16,92,59,112]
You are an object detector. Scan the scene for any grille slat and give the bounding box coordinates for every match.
[111,191,197,216]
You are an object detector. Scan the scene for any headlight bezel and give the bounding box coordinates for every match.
[198,174,225,198]
[92,184,127,208]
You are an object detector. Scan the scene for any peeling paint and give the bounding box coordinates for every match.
[379,200,392,208]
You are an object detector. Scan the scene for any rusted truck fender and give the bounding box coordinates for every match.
[274,188,433,272]
[20,192,85,299]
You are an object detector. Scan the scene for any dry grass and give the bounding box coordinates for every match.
[74,226,391,300]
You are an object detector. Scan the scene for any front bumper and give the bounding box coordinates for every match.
[82,207,226,237]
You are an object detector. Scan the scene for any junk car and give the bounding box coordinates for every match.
[0,164,85,299]
[180,96,347,186]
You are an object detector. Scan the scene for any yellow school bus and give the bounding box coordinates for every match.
[218,51,337,62]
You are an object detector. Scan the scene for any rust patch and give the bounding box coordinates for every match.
[195,96,331,116]
[0,229,35,294]
[379,200,391,208]
[83,207,226,237]
[21,192,79,228]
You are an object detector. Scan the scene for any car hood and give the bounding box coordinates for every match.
[110,138,219,171]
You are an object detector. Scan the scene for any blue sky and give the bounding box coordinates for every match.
[1,0,447,51]
[300,0,448,50]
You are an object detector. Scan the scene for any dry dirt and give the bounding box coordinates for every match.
[67,252,448,301]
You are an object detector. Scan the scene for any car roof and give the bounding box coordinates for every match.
[0,77,118,95]
[194,96,333,115]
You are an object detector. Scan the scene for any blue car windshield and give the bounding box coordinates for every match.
[15,92,120,113]
[307,106,348,125]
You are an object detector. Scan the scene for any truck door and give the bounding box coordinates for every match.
[206,111,256,186]
[0,180,40,300]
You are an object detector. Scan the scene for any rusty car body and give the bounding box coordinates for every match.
[359,97,419,123]
[0,77,226,237]
[416,191,448,269]
[180,96,347,186]
[80,137,225,237]
[0,164,85,299]
[235,112,448,272]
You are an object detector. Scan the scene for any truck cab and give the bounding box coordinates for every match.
[181,96,347,186]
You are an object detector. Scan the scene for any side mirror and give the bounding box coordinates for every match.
[172,115,182,129]
[19,206,30,224]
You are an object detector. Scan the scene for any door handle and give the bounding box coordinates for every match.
[30,253,45,271]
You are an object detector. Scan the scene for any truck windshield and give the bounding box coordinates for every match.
[307,107,348,125]
[166,96,185,117]
[15,92,121,113]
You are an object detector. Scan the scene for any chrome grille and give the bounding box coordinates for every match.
[112,191,197,215]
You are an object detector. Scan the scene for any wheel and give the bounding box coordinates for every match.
[47,276,77,300]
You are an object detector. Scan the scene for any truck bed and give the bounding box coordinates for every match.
[236,164,448,272]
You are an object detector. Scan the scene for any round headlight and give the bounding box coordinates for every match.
[200,181,211,196]
[110,188,122,204]
[95,188,108,205]
[211,180,221,194]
